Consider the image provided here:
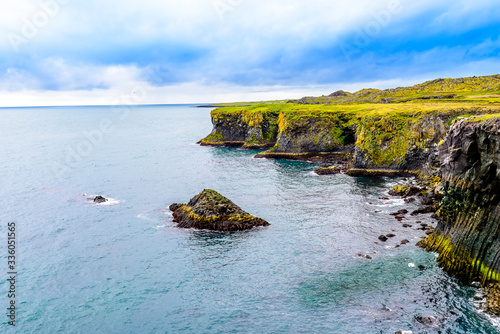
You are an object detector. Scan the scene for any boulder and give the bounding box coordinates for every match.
[169,189,270,231]
[389,184,421,197]
[378,235,388,242]
[93,195,107,203]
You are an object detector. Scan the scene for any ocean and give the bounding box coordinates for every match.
[0,104,498,333]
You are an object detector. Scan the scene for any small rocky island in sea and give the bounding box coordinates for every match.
[197,75,500,315]
[170,189,269,231]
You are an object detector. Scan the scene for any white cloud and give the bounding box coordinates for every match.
[0,0,443,52]
[1,60,498,107]
[1,0,500,106]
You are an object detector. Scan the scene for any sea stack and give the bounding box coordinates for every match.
[169,189,270,231]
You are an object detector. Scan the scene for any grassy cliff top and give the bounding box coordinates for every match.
[211,101,500,122]
[463,113,500,123]
[208,74,500,131]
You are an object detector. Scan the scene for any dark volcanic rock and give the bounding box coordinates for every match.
[390,209,408,216]
[410,205,436,216]
[415,314,439,327]
[404,197,416,203]
[169,189,270,231]
[378,235,388,242]
[93,195,107,203]
[418,117,500,312]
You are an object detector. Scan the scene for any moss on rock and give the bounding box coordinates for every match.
[169,189,270,231]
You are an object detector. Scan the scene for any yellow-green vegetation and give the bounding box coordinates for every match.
[420,233,500,284]
[204,132,223,141]
[178,205,259,224]
[288,75,500,104]
[463,113,500,123]
[170,189,269,231]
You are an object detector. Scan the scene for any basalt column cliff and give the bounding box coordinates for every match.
[419,117,500,289]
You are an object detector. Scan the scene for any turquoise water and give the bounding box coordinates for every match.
[0,104,498,333]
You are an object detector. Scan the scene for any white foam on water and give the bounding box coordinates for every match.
[473,288,500,329]
[408,263,415,267]
[95,197,120,206]
[367,198,406,207]
[83,194,121,206]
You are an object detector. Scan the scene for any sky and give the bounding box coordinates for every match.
[0,0,499,106]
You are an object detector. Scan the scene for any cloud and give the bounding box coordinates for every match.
[1,0,500,105]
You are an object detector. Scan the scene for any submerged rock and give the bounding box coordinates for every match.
[378,235,388,242]
[169,189,270,231]
[404,197,416,203]
[93,195,108,203]
[390,209,408,216]
[410,205,436,216]
[415,314,439,327]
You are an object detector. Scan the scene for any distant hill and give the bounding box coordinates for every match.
[288,75,500,104]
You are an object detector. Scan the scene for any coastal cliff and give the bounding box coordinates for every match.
[418,116,500,284]
[198,107,279,149]
[200,102,496,169]
[200,75,500,170]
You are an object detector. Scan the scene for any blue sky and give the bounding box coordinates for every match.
[0,0,499,106]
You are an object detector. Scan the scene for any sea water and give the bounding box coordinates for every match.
[0,104,498,333]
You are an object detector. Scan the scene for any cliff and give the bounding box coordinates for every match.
[198,107,280,149]
[418,115,500,284]
[200,101,498,169]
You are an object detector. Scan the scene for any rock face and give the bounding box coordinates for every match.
[353,113,453,171]
[265,111,355,154]
[198,108,279,149]
[169,189,270,231]
[418,117,500,311]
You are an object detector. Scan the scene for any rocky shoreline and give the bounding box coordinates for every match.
[195,76,500,316]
